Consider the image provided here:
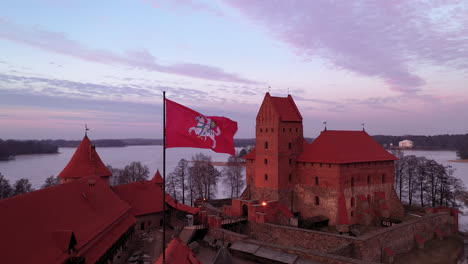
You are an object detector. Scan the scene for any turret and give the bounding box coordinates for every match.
[251,93,303,208]
[58,135,112,185]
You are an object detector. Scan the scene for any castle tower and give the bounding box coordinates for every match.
[58,135,112,184]
[248,93,303,208]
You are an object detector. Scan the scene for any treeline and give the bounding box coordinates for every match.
[51,139,126,147]
[373,134,468,150]
[393,150,468,208]
[0,140,58,160]
[0,173,36,199]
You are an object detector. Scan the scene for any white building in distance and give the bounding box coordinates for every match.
[399,140,414,148]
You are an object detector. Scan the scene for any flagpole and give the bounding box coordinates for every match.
[162,91,166,263]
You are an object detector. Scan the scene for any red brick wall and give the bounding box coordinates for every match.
[248,212,455,262]
[252,95,303,208]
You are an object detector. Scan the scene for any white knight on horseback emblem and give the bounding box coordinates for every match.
[188,115,221,148]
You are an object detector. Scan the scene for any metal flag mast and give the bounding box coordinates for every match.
[162,91,166,263]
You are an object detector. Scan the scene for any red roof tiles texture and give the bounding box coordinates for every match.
[114,171,199,216]
[165,193,200,215]
[151,170,164,184]
[58,135,112,179]
[0,176,135,264]
[268,93,302,122]
[155,237,202,264]
[242,147,256,160]
[113,177,165,216]
[298,130,398,163]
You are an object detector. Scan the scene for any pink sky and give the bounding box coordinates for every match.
[0,0,467,139]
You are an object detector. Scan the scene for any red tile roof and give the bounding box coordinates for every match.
[114,171,199,216]
[165,193,200,215]
[242,147,256,160]
[58,135,112,179]
[151,170,164,184]
[268,93,302,122]
[0,177,136,264]
[298,130,398,163]
[113,174,165,216]
[155,237,202,264]
[276,203,294,219]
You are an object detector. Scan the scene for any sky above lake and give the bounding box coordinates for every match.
[1,0,467,140]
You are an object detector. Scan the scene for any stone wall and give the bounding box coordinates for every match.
[206,227,248,244]
[353,211,455,262]
[248,222,357,252]
[248,211,456,263]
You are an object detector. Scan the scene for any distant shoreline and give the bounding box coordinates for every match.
[448,159,468,163]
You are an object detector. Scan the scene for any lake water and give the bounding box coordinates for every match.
[1,147,467,228]
[0,145,242,198]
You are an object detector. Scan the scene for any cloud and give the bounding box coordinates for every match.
[154,0,226,17]
[0,72,256,107]
[225,0,468,92]
[0,18,258,84]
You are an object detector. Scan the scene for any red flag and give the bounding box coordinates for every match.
[165,99,238,155]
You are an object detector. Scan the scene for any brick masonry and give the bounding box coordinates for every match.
[248,211,456,262]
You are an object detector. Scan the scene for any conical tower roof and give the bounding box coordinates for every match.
[151,170,164,184]
[58,136,111,179]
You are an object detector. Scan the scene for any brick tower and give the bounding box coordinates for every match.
[247,93,303,209]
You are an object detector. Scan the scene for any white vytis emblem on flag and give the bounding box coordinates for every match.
[188,115,221,148]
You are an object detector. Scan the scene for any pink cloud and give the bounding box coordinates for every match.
[0,18,257,84]
[224,0,468,93]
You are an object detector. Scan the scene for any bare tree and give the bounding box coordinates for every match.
[13,178,34,196]
[223,154,245,198]
[415,157,428,207]
[168,159,189,204]
[392,149,405,200]
[404,155,419,205]
[188,153,220,201]
[41,175,60,189]
[166,171,179,201]
[106,165,124,186]
[118,161,150,184]
[0,173,13,199]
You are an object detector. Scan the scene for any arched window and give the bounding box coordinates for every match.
[296,128,298,132]
[266,128,269,132]
[289,159,292,165]
[289,128,292,132]
[351,197,355,207]
[264,158,268,165]
[351,177,355,187]
[264,141,268,149]
[289,174,292,182]
[382,174,386,183]
[260,128,263,132]
[315,196,320,205]
[367,175,371,184]
[283,128,285,132]
[351,211,354,217]
[315,176,319,186]
[272,128,274,132]
[265,174,268,181]
[288,142,292,149]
